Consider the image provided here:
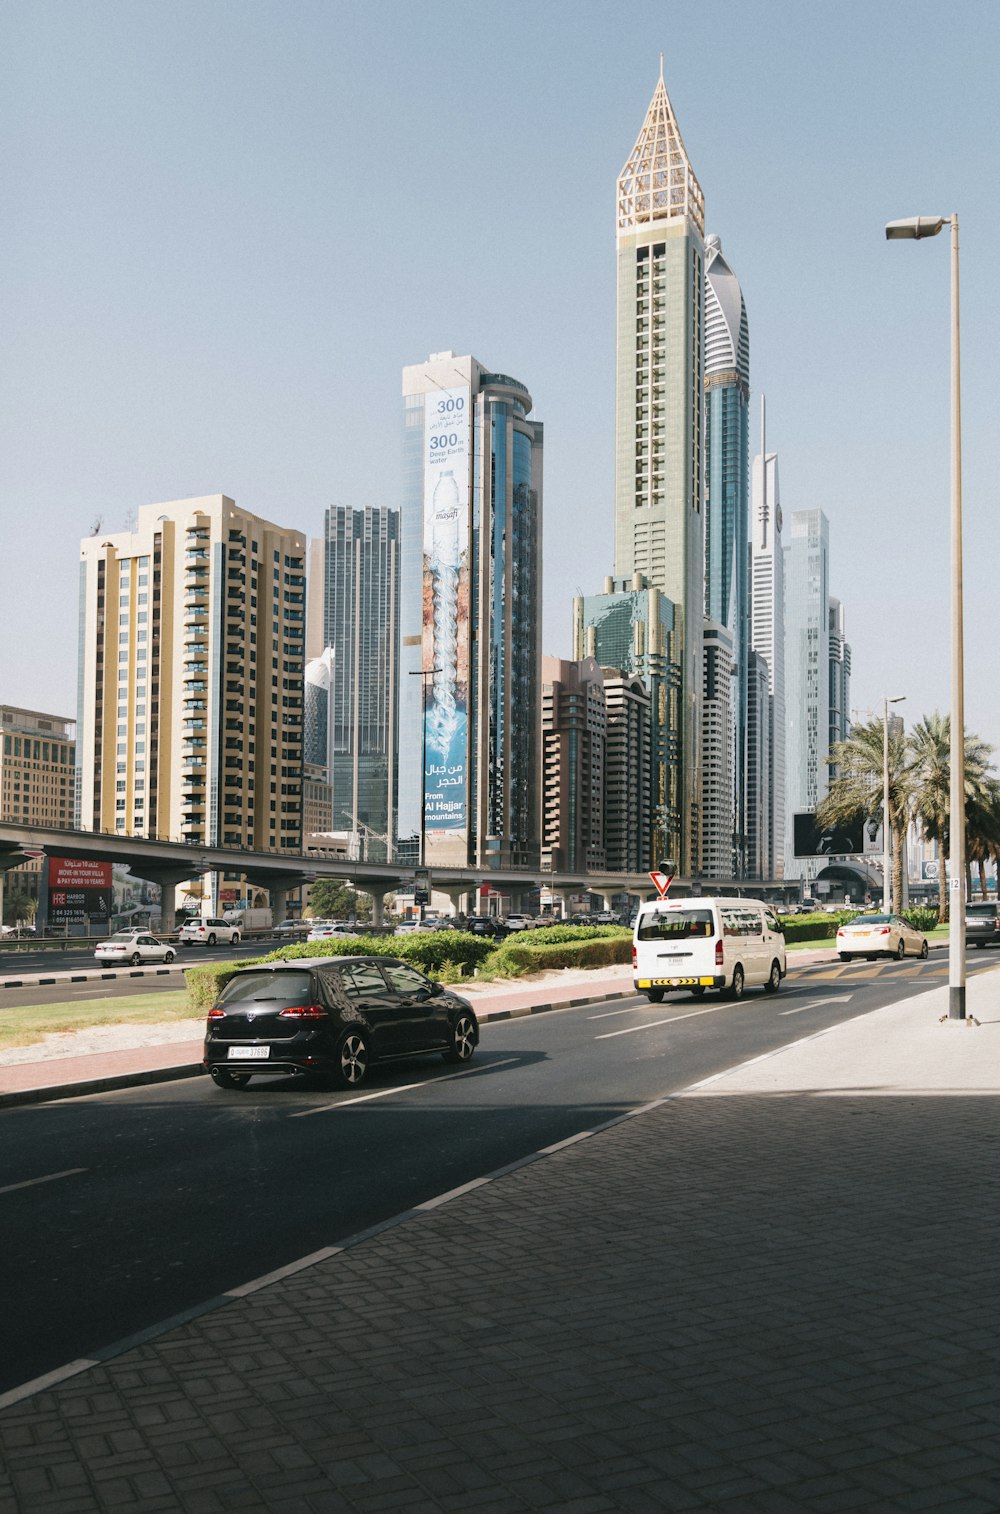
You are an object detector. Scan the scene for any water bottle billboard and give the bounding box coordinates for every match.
[422,386,470,847]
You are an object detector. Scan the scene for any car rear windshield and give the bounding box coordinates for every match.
[967,904,997,917]
[217,971,314,1004]
[848,915,891,925]
[637,909,714,941]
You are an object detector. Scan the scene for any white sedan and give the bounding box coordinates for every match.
[836,914,929,962]
[94,931,176,965]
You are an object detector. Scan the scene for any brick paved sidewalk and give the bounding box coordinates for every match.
[2,967,998,1512]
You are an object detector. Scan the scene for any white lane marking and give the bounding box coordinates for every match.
[290,1056,520,1118]
[779,994,854,1016]
[589,1004,644,1019]
[596,1002,736,1038]
[0,1167,87,1198]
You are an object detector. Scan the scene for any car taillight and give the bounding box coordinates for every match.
[877,927,891,935]
[632,946,637,969]
[715,939,723,966]
[207,1007,225,1019]
[278,1004,328,1019]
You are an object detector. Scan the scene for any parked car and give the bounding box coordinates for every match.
[504,914,534,931]
[94,930,176,965]
[633,896,786,1002]
[965,901,1000,949]
[272,919,311,940]
[836,913,928,962]
[177,917,242,947]
[465,916,509,939]
[203,956,479,1090]
[306,921,365,942]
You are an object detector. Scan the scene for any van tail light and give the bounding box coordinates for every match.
[278,1004,328,1019]
[632,946,637,969]
[715,939,724,967]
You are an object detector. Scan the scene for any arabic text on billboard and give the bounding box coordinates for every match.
[422,386,470,838]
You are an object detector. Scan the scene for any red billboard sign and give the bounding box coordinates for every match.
[49,857,113,889]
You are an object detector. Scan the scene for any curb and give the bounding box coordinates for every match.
[1,967,183,990]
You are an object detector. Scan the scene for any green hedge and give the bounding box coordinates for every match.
[183,931,497,1009]
[524,924,630,946]
[488,936,632,976]
[777,914,841,942]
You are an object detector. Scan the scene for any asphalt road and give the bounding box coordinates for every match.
[0,954,989,1397]
[0,938,279,1009]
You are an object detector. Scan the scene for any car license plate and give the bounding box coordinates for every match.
[228,1046,269,1060]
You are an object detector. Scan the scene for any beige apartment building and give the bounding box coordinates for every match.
[0,706,76,922]
[77,496,306,854]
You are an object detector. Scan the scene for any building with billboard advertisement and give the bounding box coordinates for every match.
[401,353,543,872]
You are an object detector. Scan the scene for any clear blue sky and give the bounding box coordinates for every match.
[3,0,998,754]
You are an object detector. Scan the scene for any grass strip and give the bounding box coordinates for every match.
[0,991,194,1051]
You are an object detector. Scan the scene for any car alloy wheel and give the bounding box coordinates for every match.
[164,950,175,963]
[896,939,906,960]
[728,965,745,1001]
[130,953,142,965]
[764,959,782,994]
[335,1031,369,1088]
[207,934,217,947]
[443,1012,477,1064]
[210,1068,251,1090]
[920,939,929,959]
[231,933,240,944]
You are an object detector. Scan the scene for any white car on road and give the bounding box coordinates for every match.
[177,917,242,947]
[836,913,929,962]
[94,931,176,965]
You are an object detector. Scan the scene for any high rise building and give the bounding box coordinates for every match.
[77,496,305,852]
[828,597,852,774]
[703,235,750,873]
[701,621,735,879]
[309,506,399,861]
[749,419,785,877]
[601,669,651,872]
[401,352,543,871]
[303,648,335,844]
[541,656,606,874]
[745,650,771,880]
[614,65,705,874]
[784,508,831,878]
[0,706,76,923]
[573,575,679,867]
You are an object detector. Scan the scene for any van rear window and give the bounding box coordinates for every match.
[637,910,714,941]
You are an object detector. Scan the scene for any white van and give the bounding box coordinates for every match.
[633,896,786,1002]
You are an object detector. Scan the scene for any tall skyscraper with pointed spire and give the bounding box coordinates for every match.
[614,63,705,873]
[703,235,750,877]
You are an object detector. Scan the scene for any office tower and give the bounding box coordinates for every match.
[0,706,77,923]
[784,508,831,878]
[614,64,705,874]
[745,651,771,879]
[77,495,305,851]
[401,352,543,870]
[1,706,76,827]
[573,575,679,867]
[701,621,735,879]
[828,597,851,775]
[601,669,651,872]
[749,411,785,877]
[303,648,335,844]
[541,656,606,873]
[704,235,750,872]
[312,506,399,861]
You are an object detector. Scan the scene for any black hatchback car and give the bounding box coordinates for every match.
[204,956,479,1090]
[965,902,1000,949]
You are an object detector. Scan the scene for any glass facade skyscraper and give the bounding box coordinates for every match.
[704,235,750,875]
[573,576,679,868]
[614,66,705,874]
[401,353,543,870]
[314,506,399,861]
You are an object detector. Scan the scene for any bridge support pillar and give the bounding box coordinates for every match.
[135,868,192,936]
[270,889,288,928]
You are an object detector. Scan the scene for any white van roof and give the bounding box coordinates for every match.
[638,896,771,910]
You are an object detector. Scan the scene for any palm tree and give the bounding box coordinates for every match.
[817,717,910,913]
[908,713,995,921]
[966,780,1000,901]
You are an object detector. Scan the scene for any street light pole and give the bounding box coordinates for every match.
[883,696,905,913]
[886,213,965,1018]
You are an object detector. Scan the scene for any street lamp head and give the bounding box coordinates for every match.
[885,217,946,241]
